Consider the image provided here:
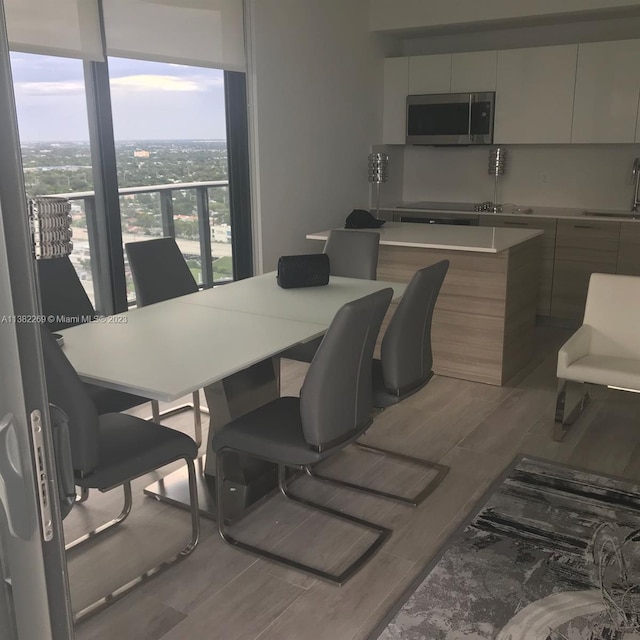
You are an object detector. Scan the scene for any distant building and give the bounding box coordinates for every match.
[213,223,231,243]
[134,150,150,158]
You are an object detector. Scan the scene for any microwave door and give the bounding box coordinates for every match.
[407,93,472,145]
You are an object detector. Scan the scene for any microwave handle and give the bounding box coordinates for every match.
[467,94,473,142]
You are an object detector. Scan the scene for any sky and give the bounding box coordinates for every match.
[9,53,227,142]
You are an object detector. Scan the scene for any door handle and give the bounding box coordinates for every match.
[0,413,33,540]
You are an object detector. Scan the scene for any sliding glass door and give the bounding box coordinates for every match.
[0,3,74,638]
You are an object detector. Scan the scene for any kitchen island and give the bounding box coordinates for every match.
[308,223,543,386]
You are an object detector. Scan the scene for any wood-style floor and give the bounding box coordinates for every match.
[68,326,640,640]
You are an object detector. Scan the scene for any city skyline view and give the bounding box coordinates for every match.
[10,53,227,141]
[9,51,234,302]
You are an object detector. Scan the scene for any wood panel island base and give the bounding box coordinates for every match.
[308,223,543,386]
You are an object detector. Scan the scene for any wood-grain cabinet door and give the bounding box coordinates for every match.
[479,216,556,315]
[617,222,640,275]
[551,220,620,320]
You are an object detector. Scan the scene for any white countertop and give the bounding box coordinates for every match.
[386,203,640,223]
[307,222,542,253]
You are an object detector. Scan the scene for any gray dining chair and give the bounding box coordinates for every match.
[125,237,199,306]
[40,326,199,621]
[37,256,149,416]
[323,228,380,280]
[125,237,207,445]
[282,229,381,363]
[213,288,393,584]
[309,260,451,507]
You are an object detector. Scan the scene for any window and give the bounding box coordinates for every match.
[10,52,98,304]
[108,57,231,301]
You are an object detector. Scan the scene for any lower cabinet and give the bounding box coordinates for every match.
[617,222,640,276]
[480,215,556,315]
[395,212,636,321]
[551,219,620,320]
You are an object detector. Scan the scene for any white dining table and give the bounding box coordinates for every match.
[59,273,405,519]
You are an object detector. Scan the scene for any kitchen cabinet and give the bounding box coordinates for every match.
[494,45,578,144]
[571,39,640,143]
[408,54,451,94]
[617,222,640,275]
[551,219,620,320]
[382,57,409,145]
[479,215,556,316]
[408,51,497,96]
[450,51,497,93]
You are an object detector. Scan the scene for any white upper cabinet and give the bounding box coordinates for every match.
[382,57,409,145]
[571,40,640,143]
[450,51,497,93]
[494,45,578,144]
[409,54,451,94]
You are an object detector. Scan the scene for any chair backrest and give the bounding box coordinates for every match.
[125,237,199,306]
[37,256,96,330]
[323,229,380,280]
[584,273,640,358]
[300,287,392,450]
[381,260,449,395]
[40,327,100,476]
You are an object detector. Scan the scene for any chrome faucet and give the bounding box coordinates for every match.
[633,158,640,212]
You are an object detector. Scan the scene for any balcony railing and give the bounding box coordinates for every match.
[51,180,230,305]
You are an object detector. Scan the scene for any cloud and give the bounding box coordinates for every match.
[109,74,221,93]
[13,81,85,96]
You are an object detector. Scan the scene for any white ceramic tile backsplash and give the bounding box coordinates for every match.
[400,143,640,210]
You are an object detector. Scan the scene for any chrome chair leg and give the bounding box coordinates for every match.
[65,482,133,552]
[73,457,200,622]
[554,378,590,442]
[306,442,450,507]
[75,486,90,504]
[148,390,206,447]
[215,451,391,585]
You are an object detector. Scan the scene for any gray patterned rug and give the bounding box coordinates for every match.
[371,456,640,640]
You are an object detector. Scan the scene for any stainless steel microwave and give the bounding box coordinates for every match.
[406,92,495,145]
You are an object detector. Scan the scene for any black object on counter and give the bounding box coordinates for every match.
[345,209,385,229]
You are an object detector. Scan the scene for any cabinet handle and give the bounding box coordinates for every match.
[573,224,598,230]
[503,221,528,226]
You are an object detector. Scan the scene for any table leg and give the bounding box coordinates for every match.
[144,357,281,521]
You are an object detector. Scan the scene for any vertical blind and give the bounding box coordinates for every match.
[103,0,246,70]
[4,0,104,60]
[4,0,246,71]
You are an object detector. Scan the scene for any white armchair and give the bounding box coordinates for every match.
[555,273,640,441]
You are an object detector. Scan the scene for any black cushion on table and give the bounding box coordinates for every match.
[77,413,198,491]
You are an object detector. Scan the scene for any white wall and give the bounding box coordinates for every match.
[246,0,383,272]
[369,0,640,32]
[401,144,640,210]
